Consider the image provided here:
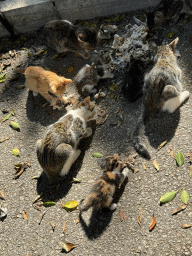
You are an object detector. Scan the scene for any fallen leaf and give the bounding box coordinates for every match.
[50,221,56,231]
[43,201,56,207]
[17,84,25,90]
[67,66,73,72]
[181,223,192,229]
[176,150,184,166]
[166,32,176,39]
[0,73,7,83]
[190,166,192,177]
[153,159,160,171]
[33,50,47,58]
[0,137,10,143]
[109,83,119,91]
[138,208,143,226]
[32,204,42,211]
[160,191,178,204]
[14,161,30,178]
[0,190,5,199]
[26,253,29,256]
[157,140,167,150]
[112,14,126,22]
[181,189,189,204]
[172,202,187,215]
[27,52,32,58]
[39,211,46,224]
[10,121,20,131]
[70,177,81,183]
[76,216,80,224]
[103,18,111,22]
[31,176,39,179]
[92,152,103,158]
[33,193,43,204]
[134,169,139,173]
[142,163,147,170]
[61,243,76,252]
[23,211,28,220]
[119,210,126,221]
[149,214,156,231]
[62,200,79,212]
[169,149,175,158]
[12,148,20,156]
[3,110,14,122]
[139,16,146,21]
[0,207,7,219]
[63,221,66,233]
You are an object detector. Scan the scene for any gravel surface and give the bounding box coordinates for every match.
[0,7,192,256]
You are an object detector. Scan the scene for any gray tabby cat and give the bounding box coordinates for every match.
[133,37,189,159]
[36,97,96,183]
[44,20,100,59]
[73,63,114,96]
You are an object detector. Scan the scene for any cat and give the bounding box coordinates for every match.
[79,163,129,214]
[122,55,147,102]
[93,50,113,69]
[44,20,101,59]
[145,0,192,33]
[23,66,72,109]
[73,63,114,96]
[132,37,190,159]
[36,96,96,183]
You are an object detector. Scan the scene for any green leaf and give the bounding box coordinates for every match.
[43,201,56,207]
[109,83,119,91]
[103,19,111,23]
[70,178,81,183]
[139,16,146,22]
[176,150,184,166]
[160,191,178,203]
[27,52,32,58]
[0,73,6,79]
[3,110,14,122]
[181,189,189,204]
[12,148,20,156]
[15,163,22,168]
[112,14,126,22]
[9,50,12,55]
[92,152,103,158]
[62,200,79,212]
[9,121,20,131]
[166,32,176,39]
[67,66,73,72]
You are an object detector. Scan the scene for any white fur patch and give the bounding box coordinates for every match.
[162,91,189,113]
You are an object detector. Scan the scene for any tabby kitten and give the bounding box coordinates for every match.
[146,0,192,33]
[44,20,100,59]
[36,97,96,183]
[79,163,129,213]
[73,63,114,96]
[23,66,72,109]
[133,37,189,159]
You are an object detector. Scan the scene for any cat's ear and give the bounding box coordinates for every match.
[150,41,158,55]
[63,78,72,85]
[169,37,179,52]
[83,96,91,105]
[78,34,86,42]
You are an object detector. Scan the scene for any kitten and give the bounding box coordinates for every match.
[44,20,101,59]
[79,163,129,214]
[73,63,114,96]
[123,55,146,102]
[23,66,72,109]
[133,37,190,159]
[36,96,96,183]
[93,50,113,69]
[146,0,192,33]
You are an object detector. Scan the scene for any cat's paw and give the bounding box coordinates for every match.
[109,203,117,211]
[33,92,38,97]
[122,167,129,178]
[181,91,190,101]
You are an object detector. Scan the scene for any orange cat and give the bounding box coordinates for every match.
[24,66,72,109]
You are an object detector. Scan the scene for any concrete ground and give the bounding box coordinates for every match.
[0,8,192,256]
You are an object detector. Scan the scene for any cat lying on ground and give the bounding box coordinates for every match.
[44,20,101,59]
[132,37,190,159]
[36,97,96,183]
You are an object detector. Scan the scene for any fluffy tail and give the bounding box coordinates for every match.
[132,113,151,160]
[79,197,94,214]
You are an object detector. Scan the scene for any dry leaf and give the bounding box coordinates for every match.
[0,190,5,200]
[142,163,147,170]
[33,193,43,204]
[76,216,80,224]
[157,140,167,150]
[134,169,139,173]
[169,149,175,158]
[39,211,46,225]
[50,221,56,231]
[23,211,28,220]
[61,243,76,252]
[67,66,73,72]
[138,208,143,226]
[153,159,160,171]
[0,207,7,219]
[172,203,187,215]
[182,223,192,229]
[32,204,42,211]
[149,214,156,231]
[119,210,126,221]
[26,253,29,256]
[190,166,192,177]
[63,221,66,233]
[0,137,10,143]
[14,161,30,178]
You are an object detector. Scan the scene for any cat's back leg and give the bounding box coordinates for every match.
[36,139,44,155]
[161,85,189,113]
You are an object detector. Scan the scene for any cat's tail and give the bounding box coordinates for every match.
[132,112,151,160]
[79,195,95,214]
